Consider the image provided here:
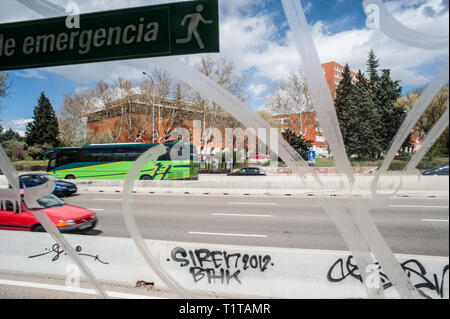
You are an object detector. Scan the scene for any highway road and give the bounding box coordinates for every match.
[61,192,449,257]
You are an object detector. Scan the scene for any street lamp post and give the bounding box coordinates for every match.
[142,71,155,143]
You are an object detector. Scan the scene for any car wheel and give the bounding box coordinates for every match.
[140,175,153,181]
[65,175,76,180]
[32,225,46,232]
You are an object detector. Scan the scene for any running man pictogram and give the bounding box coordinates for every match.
[176,4,213,49]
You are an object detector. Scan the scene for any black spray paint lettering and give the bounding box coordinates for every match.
[327,255,449,299]
[28,243,109,265]
[169,247,273,285]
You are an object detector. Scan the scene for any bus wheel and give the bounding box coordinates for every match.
[65,175,76,180]
[140,175,153,181]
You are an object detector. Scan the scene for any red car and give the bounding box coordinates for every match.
[0,194,97,232]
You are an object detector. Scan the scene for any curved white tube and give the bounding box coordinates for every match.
[154,55,387,298]
[372,63,449,194]
[15,0,67,17]
[122,144,193,299]
[405,108,449,172]
[363,0,449,50]
[281,0,422,298]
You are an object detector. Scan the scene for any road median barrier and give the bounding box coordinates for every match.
[70,175,449,197]
[0,231,447,299]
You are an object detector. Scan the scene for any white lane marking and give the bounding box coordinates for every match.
[390,205,449,209]
[421,219,449,223]
[189,231,268,238]
[0,279,161,299]
[229,202,278,206]
[88,209,105,211]
[212,213,274,218]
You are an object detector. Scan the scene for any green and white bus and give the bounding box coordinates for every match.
[44,143,199,181]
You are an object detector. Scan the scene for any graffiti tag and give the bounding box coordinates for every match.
[169,247,273,285]
[327,255,449,299]
[28,243,109,265]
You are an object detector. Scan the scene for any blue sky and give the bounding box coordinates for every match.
[0,0,448,135]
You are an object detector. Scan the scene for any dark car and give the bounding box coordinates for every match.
[227,167,266,176]
[19,173,78,197]
[423,165,449,176]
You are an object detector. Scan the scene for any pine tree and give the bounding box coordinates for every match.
[343,71,381,159]
[334,64,354,136]
[26,92,60,148]
[282,129,312,160]
[0,72,11,114]
[2,128,22,142]
[0,124,4,146]
[376,69,404,153]
[366,49,380,88]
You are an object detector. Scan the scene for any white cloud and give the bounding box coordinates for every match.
[2,119,33,136]
[4,0,448,98]
[248,83,268,98]
[15,70,47,80]
[310,0,449,86]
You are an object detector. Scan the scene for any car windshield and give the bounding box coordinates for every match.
[35,194,65,209]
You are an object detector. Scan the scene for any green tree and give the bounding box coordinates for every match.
[334,63,354,132]
[375,69,404,154]
[397,87,449,159]
[337,50,406,159]
[27,143,53,160]
[417,87,449,159]
[2,139,26,158]
[366,49,380,88]
[0,72,11,114]
[281,129,312,160]
[2,128,22,142]
[0,123,3,144]
[26,92,60,148]
[343,71,381,159]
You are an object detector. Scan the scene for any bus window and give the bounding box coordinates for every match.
[127,147,147,161]
[56,150,83,166]
[83,149,105,162]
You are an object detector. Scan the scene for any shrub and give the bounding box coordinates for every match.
[11,149,27,161]
[2,139,26,157]
[27,143,54,160]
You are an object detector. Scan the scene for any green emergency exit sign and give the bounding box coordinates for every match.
[0,0,219,71]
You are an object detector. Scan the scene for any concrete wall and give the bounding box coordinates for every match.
[71,175,449,197]
[0,231,448,299]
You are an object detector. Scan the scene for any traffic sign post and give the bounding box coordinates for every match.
[308,150,316,164]
[0,0,219,71]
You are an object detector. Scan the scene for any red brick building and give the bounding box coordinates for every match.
[86,62,422,158]
[270,61,422,156]
[272,112,329,157]
[322,61,359,99]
